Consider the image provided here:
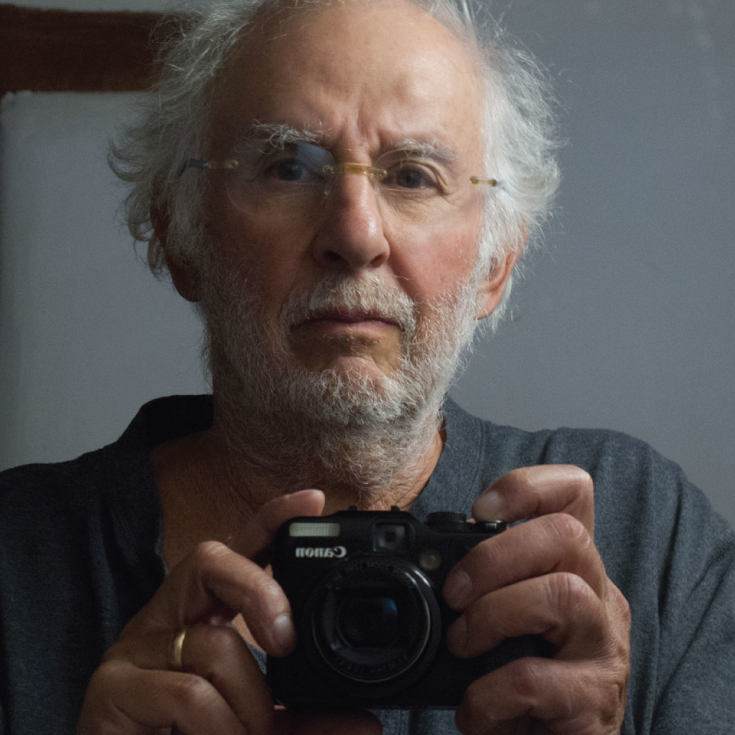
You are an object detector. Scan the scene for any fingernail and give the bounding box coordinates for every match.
[272,613,296,651]
[476,489,504,519]
[447,616,467,655]
[444,568,472,608]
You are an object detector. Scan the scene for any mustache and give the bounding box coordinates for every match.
[280,275,418,334]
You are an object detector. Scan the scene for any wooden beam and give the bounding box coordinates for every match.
[0,5,167,95]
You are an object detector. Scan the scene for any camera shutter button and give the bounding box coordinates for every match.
[426,512,467,531]
[475,520,508,533]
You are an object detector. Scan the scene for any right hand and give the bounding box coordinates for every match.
[76,489,382,735]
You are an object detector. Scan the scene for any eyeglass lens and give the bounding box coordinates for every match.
[222,140,484,222]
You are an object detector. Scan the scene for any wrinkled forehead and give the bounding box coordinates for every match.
[208,0,486,159]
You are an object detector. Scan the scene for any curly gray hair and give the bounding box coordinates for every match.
[110,0,560,328]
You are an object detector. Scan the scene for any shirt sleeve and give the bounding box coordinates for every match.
[650,529,735,733]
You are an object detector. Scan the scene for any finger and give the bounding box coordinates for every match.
[236,489,326,563]
[78,660,249,735]
[473,466,594,536]
[455,657,627,735]
[103,624,275,733]
[444,513,607,610]
[123,542,295,655]
[123,490,325,648]
[112,623,272,712]
[178,623,274,735]
[447,573,607,659]
[275,708,383,735]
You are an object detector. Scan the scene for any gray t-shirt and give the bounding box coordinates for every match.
[1,395,733,733]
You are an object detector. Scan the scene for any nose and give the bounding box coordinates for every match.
[310,170,390,272]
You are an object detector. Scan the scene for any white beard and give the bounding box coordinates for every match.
[198,256,483,496]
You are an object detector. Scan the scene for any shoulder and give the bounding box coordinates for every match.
[443,397,734,573]
[0,394,214,549]
[444,396,690,501]
[0,448,114,535]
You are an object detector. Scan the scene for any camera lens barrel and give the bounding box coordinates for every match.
[306,556,441,689]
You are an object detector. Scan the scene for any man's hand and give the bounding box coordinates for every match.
[443,465,631,735]
[76,489,382,735]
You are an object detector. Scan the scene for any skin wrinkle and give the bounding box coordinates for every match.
[543,513,590,550]
[222,11,482,156]
[229,121,459,170]
[545,572,601,649]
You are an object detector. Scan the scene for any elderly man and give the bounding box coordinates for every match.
[1,0,733,733]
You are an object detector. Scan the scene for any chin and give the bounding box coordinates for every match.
[318,357,397,383]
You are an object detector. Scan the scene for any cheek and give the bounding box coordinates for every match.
[390,215,482,301]
[207,196,311,294]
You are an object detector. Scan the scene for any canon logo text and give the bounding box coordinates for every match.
[295,546,347,559]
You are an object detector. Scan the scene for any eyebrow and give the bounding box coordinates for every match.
[232,123,459,167]
[235,121,324,149]
[387,137,458,166]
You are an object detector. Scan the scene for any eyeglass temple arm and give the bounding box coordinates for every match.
[177,158,239,177]
[470,176,498,187]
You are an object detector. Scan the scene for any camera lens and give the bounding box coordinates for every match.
[308,557,441,689]
[338,595,399,648]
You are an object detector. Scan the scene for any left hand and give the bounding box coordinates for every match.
[77,490,381,735]
[443,465,631,735]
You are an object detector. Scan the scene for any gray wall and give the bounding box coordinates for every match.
[1,1,733,527]
[450,0,735,525]
[0,93,208,466]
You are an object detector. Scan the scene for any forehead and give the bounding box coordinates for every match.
[209,0,484,157]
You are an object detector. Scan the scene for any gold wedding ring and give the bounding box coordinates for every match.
[168,627,188,672]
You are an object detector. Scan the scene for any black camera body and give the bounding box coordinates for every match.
[267,507,545,709]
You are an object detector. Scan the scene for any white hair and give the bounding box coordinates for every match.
[110,0,560,330]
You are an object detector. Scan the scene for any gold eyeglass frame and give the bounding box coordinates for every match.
[179,157,499,189]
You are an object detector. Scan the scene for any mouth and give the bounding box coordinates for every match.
[296,309,401,330]
[286,301,409,369]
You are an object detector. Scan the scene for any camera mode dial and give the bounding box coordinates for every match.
[426,512,508,534]
[425,512,467,531]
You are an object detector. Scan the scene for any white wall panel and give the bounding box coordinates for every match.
[0,92,208,467]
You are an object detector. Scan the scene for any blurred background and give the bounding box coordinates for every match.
[1,0,733,526]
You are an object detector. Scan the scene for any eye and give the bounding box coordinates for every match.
[382,161,440,191]
[243,141,331,187]
[259,149,322,184]
[267,157,313,182]
[395,167,427,189]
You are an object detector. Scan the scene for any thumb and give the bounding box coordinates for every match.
[235,489,326,564]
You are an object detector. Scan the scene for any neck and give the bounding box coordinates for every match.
[206,391,446,509]
[152,402,445,567]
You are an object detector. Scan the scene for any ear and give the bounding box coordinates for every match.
[151,206,201,303]
[475,246,523,320]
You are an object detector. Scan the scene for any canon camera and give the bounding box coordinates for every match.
[267,507,546,709]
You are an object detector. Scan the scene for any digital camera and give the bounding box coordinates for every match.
[267,507,546,709]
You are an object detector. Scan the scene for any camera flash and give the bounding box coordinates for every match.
[289,522,341,537]
[419,550,442,571]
